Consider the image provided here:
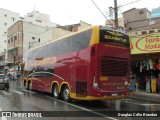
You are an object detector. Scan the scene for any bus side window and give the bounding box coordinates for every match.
[57,38,70,55]
[33,73,42,78]
[48,42,57,57]
[70,30,91,52]
[42,73,53,78]
[36,46,49,59]
[27,50,34,60]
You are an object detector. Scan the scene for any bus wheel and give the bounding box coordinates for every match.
[25,82,28,90]
[62,86,70,102]
[28,82,32,90]
[52,84,59,99]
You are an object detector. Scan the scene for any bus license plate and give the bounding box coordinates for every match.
[112,93,118,96]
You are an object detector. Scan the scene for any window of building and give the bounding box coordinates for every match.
[38,38,40,42]
[4,40,6,43]
[129,28,132,30]
[4,14,7,17]
[11,37,13,42]
[149,30,154,34]
[32,37,35,40]
[36,19,42,23]
[29,15,34,17]
[66,25,73,31]
[4,32,7,34]
[8,40,10,43]
[11,17,15,21]
[158,30,160,32]
[139,10,144,14]
[142,31,147,35]
[14,36,17,40]
[4,23,7,26]
[124,23,127,28]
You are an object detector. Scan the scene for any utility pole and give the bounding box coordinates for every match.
[13,37,16,80]
[114,0,118,27]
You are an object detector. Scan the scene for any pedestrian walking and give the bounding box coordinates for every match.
[130,72,137,95]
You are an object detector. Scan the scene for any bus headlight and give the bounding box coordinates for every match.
[93,83,99,88]
[93,75,100,89]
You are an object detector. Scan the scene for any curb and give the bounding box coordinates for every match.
[129,92,160,103]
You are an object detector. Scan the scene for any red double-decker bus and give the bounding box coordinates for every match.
[22,25,131,102]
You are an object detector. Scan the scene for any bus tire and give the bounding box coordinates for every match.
[62,86,70,102]
[52,84,59,99]
[25,82,28,90]
[28,81,32,90]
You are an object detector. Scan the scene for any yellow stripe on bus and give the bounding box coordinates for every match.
[89,26,100,46]
[70,93,128,100]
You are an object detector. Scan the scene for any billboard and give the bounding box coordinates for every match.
[130,33,160,54]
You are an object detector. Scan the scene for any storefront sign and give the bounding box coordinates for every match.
[130,33,160,54]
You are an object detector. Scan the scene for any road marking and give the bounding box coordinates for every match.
[136,92,160,97]
[21,89,36,94]
[125,101,160,109]
[121,98,133,101]
[12,90,24,95]
[46,96,118,120]
[141,104,160,106]
[0,91,11,95]
[0,108,7,120]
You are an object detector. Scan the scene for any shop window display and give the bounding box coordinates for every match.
[131,59,160,93]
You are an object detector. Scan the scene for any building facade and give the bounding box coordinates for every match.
[7,20,48,71]
[151,6,160,18]
[105,17,125,28]
[0,9,57,73]
[0,8,20,53]
[23,11,57,28]
[123,8,160,91]
[39,21,91,46]
[123,8,151,31]
[0,8,20,73]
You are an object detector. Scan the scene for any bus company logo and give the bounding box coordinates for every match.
[27,57,57,67]
[104,35,127,43]
[136,34,160,52]
[107,31,123,37]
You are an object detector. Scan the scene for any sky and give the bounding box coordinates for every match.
[0,0,160,25]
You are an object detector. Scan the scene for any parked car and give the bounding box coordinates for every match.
[0,74,9,90]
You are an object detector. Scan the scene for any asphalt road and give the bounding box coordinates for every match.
[0,80,160,120]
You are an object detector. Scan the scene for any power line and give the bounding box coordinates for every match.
[90,0,112,25]
[118,0,141,8]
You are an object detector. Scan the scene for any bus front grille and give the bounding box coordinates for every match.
[76,81,87,97]
[100,57,128,76]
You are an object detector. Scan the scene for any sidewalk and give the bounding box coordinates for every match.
[129,89,160,103]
